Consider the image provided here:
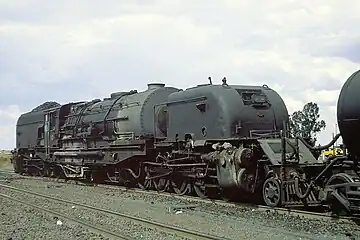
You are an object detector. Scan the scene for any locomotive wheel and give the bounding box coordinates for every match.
[38,168,46,177]
[44,167,52,177]
[86,172,97,184]
[171,180,189,195]
[154,178,168,192]
[138,178,152,190]
[219,187,240,202]
[193,184,207,199]
[326,173,353,216]
[219,187,231,202]
[138,166,153,190]
[262,177,282,207]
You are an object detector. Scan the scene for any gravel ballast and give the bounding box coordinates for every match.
[0,197,108,240]
[1,172,360,240]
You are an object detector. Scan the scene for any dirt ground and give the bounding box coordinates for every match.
[1,168,360,240]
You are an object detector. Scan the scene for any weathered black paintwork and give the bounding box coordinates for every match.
[337,70,360,157]
[166,83,288,141]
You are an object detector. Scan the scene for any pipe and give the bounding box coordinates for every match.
[143,162,207,168]
[53,151,104,157]
[297,133,341,151]
[294,156,346,199]
[294,177,314,199]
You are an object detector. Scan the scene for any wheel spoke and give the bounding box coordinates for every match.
[263,177,281,207]
[171,180,188,195]
[326,173,354,215]
[139,166,153,190]
[193,184,207,199]
[154,178,168,192]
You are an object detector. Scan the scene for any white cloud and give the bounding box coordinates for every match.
[0,0,360,149]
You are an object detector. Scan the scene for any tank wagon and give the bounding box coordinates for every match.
[11,76,360,216]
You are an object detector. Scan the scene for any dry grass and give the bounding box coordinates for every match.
[0,150,11,168]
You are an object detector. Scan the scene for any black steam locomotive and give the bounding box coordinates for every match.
[11,74,360,216]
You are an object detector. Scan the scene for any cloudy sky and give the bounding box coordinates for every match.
[0,0,359,150]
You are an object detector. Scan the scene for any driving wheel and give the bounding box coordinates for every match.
[262,177,282,207]
[193,184,207,198]
[154,178,168,192]
[171,180,189,195]
[138,166,152,190]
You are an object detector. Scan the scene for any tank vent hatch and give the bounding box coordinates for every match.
[147,83,165,90]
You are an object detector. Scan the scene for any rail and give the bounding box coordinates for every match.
[3,168,360,224]
[0,182,228,240]
[2,169,359,224]
[0,193,132,240]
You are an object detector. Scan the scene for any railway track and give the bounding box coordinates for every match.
[95,183,360,224]
[1,168,359,224]
[0,181,229,240]
[0,192,132,240]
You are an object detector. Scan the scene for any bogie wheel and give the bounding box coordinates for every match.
[138,166,153,190]
[171,180,189,195]
[138,178,152,190]
[193,184,207,199]
[219,187,232,202]
[154,178,169,192]
[262,177,282,207]
[326,173,353,216]
[85,171,97,185]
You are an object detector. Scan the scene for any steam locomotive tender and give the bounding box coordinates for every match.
[11,76,360,215]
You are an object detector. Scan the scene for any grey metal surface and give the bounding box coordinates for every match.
[15,82,288,150]
[16,103,60,149]
[257,138,318,165]
[64,83,179,139]
[166,83,289,141]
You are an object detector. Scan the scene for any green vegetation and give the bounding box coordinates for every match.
[0,150,11,168]
[288,102,326,146]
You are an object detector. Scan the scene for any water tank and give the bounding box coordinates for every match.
[337,70,360,156]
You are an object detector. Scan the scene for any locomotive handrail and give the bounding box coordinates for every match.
[72,101,94,136]
[249,130,281,138]
[161,96,207,106]
[43,105,62,113]
[102,90,137,135]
